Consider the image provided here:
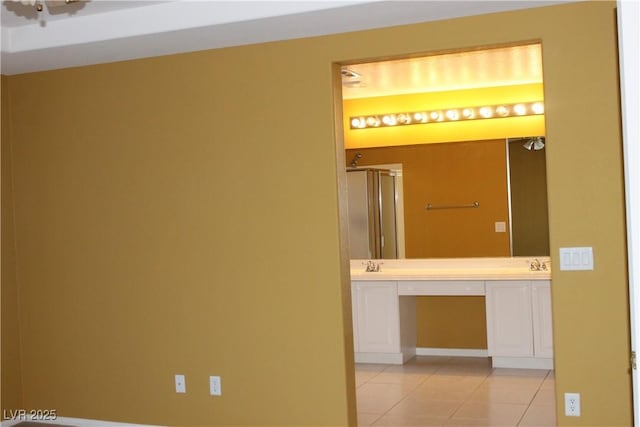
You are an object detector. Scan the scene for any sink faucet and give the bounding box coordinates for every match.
[364,260,382,272]
[530,259,541,271]
[529,259,548,271]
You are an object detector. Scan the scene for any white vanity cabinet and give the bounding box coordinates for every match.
[531,281,554,358]
[485,280,553,368]
[351,281,415,364]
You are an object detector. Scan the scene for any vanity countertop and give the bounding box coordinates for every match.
[350,257,551,281]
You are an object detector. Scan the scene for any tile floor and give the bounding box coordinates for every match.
[356,356,556,426]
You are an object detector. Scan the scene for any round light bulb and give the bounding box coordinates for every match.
[430,111,442,121]
[351,117,365,128]
[445,109,460,120]
[479,107,493,118]
[382,115,397,126]
[413,112,427,123]
[397,113,411,124]
[513,104,527,115]
[462,108,474,119]
[366,116,380,127]
[496,106,509,116]
[532,102,545,114]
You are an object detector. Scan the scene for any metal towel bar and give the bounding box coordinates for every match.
[425,201,480,210]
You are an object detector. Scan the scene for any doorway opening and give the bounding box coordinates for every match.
[335,42,555,425]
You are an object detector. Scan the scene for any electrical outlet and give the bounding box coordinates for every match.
[175,374,186,393]
[209,375,222,396]
[565,392,581,416]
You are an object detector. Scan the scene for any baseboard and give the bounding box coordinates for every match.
[355,352,404,364]
[492,356,554,370]
[1,416,164,427]
[416,347,489,357]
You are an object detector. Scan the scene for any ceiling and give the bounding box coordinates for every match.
[341,44,543,99]
[0,1,571,77]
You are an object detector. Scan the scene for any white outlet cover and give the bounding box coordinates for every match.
[175,374,186,393]
[564,392,581,416]
[210,375,222,396]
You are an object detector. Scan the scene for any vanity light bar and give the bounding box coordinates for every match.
[349,101,545,130]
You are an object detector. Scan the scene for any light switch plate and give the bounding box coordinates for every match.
[559,247,594,271]
[494,221,506,233]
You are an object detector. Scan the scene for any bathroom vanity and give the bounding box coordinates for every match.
[350,257,553,369]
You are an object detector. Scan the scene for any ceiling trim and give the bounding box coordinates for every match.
[1,1,572,75]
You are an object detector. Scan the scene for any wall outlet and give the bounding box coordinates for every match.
[210,375,222,396]
[564,392,581,416]
[175,374,186,393]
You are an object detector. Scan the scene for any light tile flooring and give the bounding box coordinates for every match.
[356,356,556,426]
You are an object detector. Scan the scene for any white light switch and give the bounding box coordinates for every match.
[559,247,594,271]
[494,221,506,233]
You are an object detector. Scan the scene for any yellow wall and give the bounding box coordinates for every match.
[1,76,24,412]
[417,297,488,349]
[1,2,630,426]
[343,83,545,148]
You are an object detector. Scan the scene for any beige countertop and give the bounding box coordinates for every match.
[350,257,551,281]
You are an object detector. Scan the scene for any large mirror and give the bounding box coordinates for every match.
[345,138,549,259]
[341,44,550,259]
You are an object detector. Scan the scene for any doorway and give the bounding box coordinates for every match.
[335,43,556,425]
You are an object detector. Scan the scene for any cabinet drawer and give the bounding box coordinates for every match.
[397,280,485,296]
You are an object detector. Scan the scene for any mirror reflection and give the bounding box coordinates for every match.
[345,138,549,259]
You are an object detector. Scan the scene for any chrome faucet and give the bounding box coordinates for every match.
[529,259,548,271]
[364,260,382,272]
[530,259,541,271]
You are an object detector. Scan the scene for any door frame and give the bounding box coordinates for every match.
[617,1,640,424]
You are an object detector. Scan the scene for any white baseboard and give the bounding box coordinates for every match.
[355,352,404,364]
[416,347,489,358]
[1,416,164,427]
[492,356,554,370]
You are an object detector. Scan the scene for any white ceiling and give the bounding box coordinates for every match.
[341,44,543,99]
[0,1,571,77]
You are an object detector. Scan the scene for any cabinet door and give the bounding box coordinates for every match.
[485,281,534,357]
[354,281,399,353]
[532,280,554,358]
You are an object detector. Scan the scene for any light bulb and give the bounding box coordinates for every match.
[382,115,397,126]
[496,106,509,116]
[413,112,427,123]
[366,116,380,127]
[532,102,545,114]
[462,108,475,119]
[397,113,411,124]
[430,111,442,121]
[445,110,460,120]
[513,104,527,115]
[352,117,367,129]
[479,107,493,118]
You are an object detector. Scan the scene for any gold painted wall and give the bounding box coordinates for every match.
[1,76,24,413]
[417,296,488,349]
[1,2,630,426]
